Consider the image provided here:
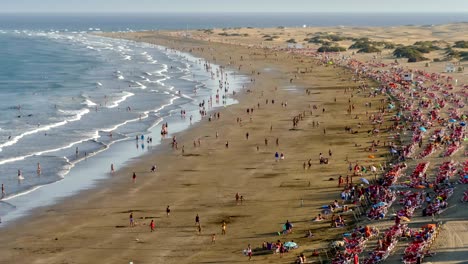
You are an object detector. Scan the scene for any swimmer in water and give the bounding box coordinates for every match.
[37,163,41,175]
[18,169,24,181]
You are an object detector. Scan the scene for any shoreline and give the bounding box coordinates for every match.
[0,44,248,225]
[0,25,465,264]
[0,32,392,262]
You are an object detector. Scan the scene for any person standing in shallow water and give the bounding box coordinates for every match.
[132,172,136,183]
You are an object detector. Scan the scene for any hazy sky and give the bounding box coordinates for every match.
[1,0,468,13]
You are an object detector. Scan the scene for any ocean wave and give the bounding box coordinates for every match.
[82,99,97,107]
[129,81,146,89]
[2,185,46,201]
[151,95,180,114]
[0,130,98,166]
[106,91,134,109]
[0,108,90,153]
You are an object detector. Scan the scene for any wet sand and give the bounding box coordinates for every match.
[0,27,458,264]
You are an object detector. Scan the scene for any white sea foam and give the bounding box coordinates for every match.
[106,91,134,109]
[0,129,98,166]
[0,108,90,153]
[151,95,180,113]
[82,99,97,107]
[129,81,147,89]
[2,185,46,201]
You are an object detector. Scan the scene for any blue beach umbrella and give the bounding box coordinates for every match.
[419,127,427,132]
[284,241,298,249]
[449,118,457,123]
[460,122,466,127]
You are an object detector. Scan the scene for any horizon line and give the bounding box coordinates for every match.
[1,11,468,14]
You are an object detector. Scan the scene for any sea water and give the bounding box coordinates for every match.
[0,28,248,223]
[0,12,466,223]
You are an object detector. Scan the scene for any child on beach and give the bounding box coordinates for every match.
[150,220,155,232]
[129,213,135,227]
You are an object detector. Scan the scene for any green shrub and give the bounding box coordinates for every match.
[453,41,468,48]
[317,45,347,52]
[393,46,428,62]
[358,46,382,53]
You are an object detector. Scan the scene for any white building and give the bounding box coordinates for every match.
[402,73,413,81]
[445,63,455,73]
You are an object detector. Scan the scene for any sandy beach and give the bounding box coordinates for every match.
[0,23,467,264]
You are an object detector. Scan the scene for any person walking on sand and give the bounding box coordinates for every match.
[221,221,227,235]
[236,192,240,205]
[166,205,171,216]
[150,220,155,232]
[195,214,200,226]
[247,244,252,260]
[211,233,216,244]
[132,172,136,183]
[129,213,135,227]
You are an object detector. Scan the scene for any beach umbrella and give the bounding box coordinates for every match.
[360,178,370,184]
[464,175,468,179]
[460,122,466,127]
[400,216,410,222]
[419,127,427,132]
[376,201,387,207]
[449,118,457,123]
[284,241,298,249]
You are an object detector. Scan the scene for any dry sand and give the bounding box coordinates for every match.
[0,24,466,264]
